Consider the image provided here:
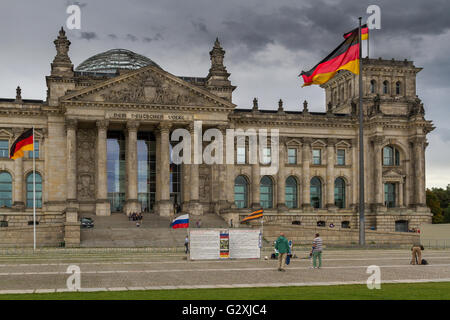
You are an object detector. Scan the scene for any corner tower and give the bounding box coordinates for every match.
[205,38,236,102]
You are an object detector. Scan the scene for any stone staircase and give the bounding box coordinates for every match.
[79,212,228,248]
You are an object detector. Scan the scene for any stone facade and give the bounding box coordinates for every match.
[0,28,434,247]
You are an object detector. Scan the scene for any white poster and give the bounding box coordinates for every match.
[229,229,261,259]
[189,229,220,260]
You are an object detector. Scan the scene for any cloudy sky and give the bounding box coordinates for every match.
[0,0,449,188]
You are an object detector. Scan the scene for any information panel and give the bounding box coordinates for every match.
[229,229,261,259]
[189,229,260,260]
[189,229,220,260]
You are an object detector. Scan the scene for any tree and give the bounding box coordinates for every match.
[426,189,444,224]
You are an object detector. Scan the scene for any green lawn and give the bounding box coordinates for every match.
[1,282,450,300]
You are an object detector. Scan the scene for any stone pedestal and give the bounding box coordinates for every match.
[95,200,111,216]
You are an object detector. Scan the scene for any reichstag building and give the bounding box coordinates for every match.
[0,28,434,246]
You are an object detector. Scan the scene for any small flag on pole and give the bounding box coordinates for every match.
[240,209,263,223]
[9,128,34,159]
[343,24,369,40]
[170,214,189,229]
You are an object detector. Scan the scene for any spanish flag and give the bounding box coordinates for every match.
[300,28,360,87]
[240,208,263,223]
[9,128,34,160]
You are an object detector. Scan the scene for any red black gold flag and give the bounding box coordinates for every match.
[343,24,369,40]
[300,28,360,87]
[9,128,34,160]
[240,208,263,223]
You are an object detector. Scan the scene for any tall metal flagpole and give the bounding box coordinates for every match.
[358,17,365,246]
[33,126,36,251]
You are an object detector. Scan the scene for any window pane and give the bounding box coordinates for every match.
[337,149,345,165]
[383,147,393,166]
[288,148,297,164]
[260,176,273,208]
[0,140,8,158]
[26,173,42,208]
[237,146,246,164]
[312,149,321,165]
[310,177,322,208]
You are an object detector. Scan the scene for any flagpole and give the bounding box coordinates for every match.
[358,17,366,246]
[367,29,370,58]
[32,126,36,251]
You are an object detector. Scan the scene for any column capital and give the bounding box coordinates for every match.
[371,136,384,146]
[327,138,338,146]
[65,119,78,130]
[409,136,426,146]
[302,137,313,146]
[158,122,172,133]
[126,120,140,132]
[96,120,109,130]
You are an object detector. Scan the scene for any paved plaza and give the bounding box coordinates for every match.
[0,249,449,294]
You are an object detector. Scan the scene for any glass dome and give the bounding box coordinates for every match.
[75,49,159,73]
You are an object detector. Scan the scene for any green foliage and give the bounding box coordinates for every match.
[427,189,443,223]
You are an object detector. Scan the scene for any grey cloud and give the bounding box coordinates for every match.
[192,21,208,34]
[126,34,138,42]
[79,31,98,40]
[108,34,118,40]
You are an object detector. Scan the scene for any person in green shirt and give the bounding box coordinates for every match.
[275,232,290,271]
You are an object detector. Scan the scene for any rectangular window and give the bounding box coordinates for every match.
[384,183,396,208]
[262,147,271,164]
[337,149,345,165]
[0,140,8,158]
[312,149,321,165]
[288,148,297,164]
[236,146,246,164]
[28,141,39,159]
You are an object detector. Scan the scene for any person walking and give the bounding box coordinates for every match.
[184,235,189,254]
[312,233,323,269]
[411,242,423,265]
[275,232,290,272]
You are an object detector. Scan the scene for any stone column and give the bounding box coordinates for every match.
[372,137,384,209]
[277,139,287,211]
[95,120,110,216]
[66,119,78,208]
[157,123,173,216]
[326,139,336,210]
[188,123,203,215]
[124,121,141,215]
[13,150,24,209]
[251,156,260,208]
[217,126,229,211]
[302,138,312,209]
[413,137,426,207]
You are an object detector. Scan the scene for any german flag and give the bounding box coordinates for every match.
[300,29,360,87]
[240,208,263,223]
[9,128,34,160]
[343,24,369,40]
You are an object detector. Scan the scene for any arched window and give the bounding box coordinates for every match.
[26,172,42,208]
[0,172,12,208]
[383,80,389,94]
[383,146,400,166]
[310,177,322,209]
[285,176,298,209]
[260,176,273,209]
[234,175,248,209]
[396,81,401,95]
[334,177,346,208]
[370,80,376,94]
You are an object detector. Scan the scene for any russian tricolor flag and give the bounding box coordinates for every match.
[170,214,189,229]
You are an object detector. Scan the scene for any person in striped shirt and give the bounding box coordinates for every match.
[312,233,323,269]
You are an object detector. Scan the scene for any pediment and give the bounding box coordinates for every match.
[382,169,403,178]
[61,65,235,109]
